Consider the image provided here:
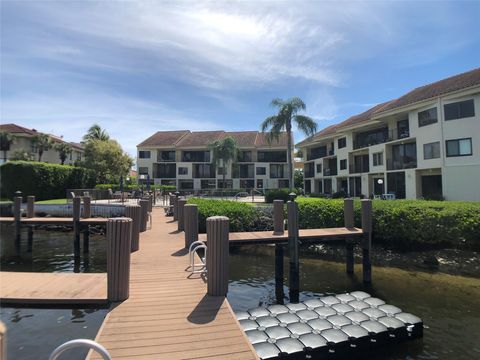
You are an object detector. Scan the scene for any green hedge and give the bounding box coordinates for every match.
[0,161,96,201]
[296,198,480,250]
[95,184,176,191]
[186,198,258,233]
[265,188,301,203]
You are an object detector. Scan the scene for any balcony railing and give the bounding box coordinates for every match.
[349,163,369,174]
[386,158,417,171]
[353,128,411,150]
[323,168,337,176]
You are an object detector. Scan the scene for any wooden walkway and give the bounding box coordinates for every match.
[198,227,363,245]
[0,217,108,224]
[90,209,257,360]
[0,272,107,305]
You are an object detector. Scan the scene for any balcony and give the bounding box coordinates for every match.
[387,158,417,171]
[323,168,337,176]
[349,163,370,174]
[157,150,175,162]
[353,127,411,150]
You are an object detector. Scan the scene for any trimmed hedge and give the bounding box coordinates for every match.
[265,188,300,203]
[0,161,96,201]
[186,198,258,233]
[95,184,176,191]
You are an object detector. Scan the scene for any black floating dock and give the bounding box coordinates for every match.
[236,291,423,359]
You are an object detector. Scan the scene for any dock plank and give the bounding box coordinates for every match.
[90,210,257,360]
[0,272,107,305]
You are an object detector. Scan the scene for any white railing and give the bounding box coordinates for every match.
[187,240,207,275]
[49,339,111,360]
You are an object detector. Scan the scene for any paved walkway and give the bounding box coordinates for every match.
[90,208,257,359]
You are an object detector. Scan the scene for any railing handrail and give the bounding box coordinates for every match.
[49,339,111,360]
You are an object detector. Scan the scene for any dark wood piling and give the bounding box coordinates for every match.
[275,244,284,304]
[287,200,300,303]
[83,196,92,218]
[125,205,141,252]
[273,200,284,235]
[73,197,81,259]
[206,216,229,296]
[27,226,33,252]
[184,204,198,249]
[173,195,179,221]
[177,198,187,231]
[13,196,22,241]
[139,199,149,232]
[107,217,132,302]
[361,199,373,283]
[344,198,355,274]
[27,196,35,218]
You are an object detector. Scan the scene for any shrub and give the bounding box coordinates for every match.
[186,198,258,233]
[0,161,95,201]
[265,188,300,203]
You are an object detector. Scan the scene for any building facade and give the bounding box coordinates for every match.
[0,123,84,165]
[136,130,292,191]
[297,68,480,201]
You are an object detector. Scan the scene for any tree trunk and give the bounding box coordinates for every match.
[286,123,293,191]
[3,150,6,162]
[38,151,42,162]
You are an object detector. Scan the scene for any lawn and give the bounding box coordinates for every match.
[35,198,68,204]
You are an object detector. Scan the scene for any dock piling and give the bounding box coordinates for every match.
[273,200,284,235]
[107,217,132,302]
[287,200,300,303]
[275,244,284,304]
[125,205,141,252]
[184,204,198,249]
[361,199,373,283]
[177,198,187,231]
[27,196,35,218]
[206,216,229,296]
[73,197,81,259]
[139,199,149,232]
[173,195,179,221]
[83,227,90,254]
[83,196,92,218]
[27,226,33,252]
[13,196,22,241]
[344,198,355,274]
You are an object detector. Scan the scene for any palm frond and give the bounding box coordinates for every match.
[270,98,284,108]
[260,116,279,132]
[294,115,317,136]
[289,97,306,112]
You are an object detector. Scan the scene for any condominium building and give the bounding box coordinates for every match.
[297,68,480,201]
[0,123,84,165]
[136,130,291,191]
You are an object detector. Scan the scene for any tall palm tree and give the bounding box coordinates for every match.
[209,136,237,190]
[83,124,110,142]
[54,142,73,165]
[0,132,15,163]
[261,97,317,191]
[32,134,53,162]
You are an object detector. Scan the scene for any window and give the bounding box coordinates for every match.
[233,164,254,178]
[240,179,255,189]
[316,164,322,173]
[270,164,285,178]
[256,167,266,175]
[178,167,188,175]
[372,152,383,166]
[217,167,225,175]
[179,180,193,190]
[158,150,175,162]
[182,151,210,162]
[304,163,314,178]
[217,179,233,188]
[444,99,475,121]
[139,167,149,175]
[237,151,252,162]
[154,163,176,178]
[423,142,440,160]
[193,164,215,178]
[139,150,151,159]
[338,137,347,149]
[340,159,347,170]
[307,146,327,160]
[446,138,472,157]
[201,180,216,189]
[418,107,438,127]
[257,151,287,162]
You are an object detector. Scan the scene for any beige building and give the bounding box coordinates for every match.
[136,130,291,191]
[297,68,480,201]
[0,123,84,165]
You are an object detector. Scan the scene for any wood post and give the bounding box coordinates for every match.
[275,244,284,304]
[173,195,179,221]
[273,200,284,235]
[107,217,132,302]
[83,196,92,218]
[73,196,81,259]
[139,199,149,232]
[361,199,373,283]
[287,200,299,303]
[83,227,90,254]
[27,196,35,218]
[206,216,229,296]
[177,198,187,231]
[344,198,355,274]
[184,204,198,249]
[27,226,33,252]
[14,196,22,241]
[125,205,141,252]
[0,321,6,360]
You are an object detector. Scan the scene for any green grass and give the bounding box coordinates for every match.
[35,198,68,204]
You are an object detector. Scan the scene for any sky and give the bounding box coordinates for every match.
[1,0,479,162]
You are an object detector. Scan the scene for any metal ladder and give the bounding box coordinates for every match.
[187,240,207,275]
[49,339,111,360]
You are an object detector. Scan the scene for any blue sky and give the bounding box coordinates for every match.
[1,1,479,160]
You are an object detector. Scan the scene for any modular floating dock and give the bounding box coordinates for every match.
[236,291,423,359]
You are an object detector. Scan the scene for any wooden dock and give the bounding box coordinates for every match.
[0,272,107,305]
[198,227,363,245]
[89,209,257,360]
[0,217,108,225]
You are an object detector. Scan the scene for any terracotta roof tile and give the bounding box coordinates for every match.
[137,130,190,147]
[175,131,225,147]
[0,123,39,135]
[255,132,289,147]
[221,131,258,147]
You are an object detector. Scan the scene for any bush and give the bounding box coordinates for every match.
[186,198,258,233]
[0,161,95,201]
[265,188,300,203]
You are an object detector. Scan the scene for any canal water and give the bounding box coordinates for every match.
[1,224,479,359]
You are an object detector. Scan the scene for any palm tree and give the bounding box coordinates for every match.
[83,124,110,142]
[261,97,317,191]
[0,132,15,163]
[209,136,237,190]
[54,143,73,165]
[32,134,53,162]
